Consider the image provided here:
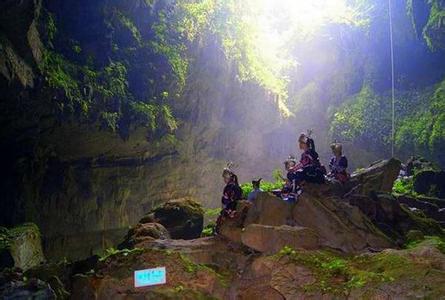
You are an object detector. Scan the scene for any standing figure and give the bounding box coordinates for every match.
[216,163,242,233]
[328,142,349,183]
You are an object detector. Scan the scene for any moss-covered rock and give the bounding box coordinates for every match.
[141,198,204,240]
[119,222,170,249]
[0,223,45,271]
[236,241,445,299]
[70,247,229,299]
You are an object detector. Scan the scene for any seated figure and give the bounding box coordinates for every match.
[328,142,349,183]
[215,162,242,233]
[247,178,263,202]
[281,132,326,202]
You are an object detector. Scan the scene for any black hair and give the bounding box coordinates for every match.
[307,137,319,160]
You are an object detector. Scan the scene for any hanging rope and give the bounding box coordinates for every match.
[388,0,395,157]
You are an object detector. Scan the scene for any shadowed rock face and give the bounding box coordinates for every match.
[0,0,290,263]
[3,159,445,299]
[139,198,204,240]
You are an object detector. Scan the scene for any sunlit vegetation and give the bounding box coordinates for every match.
[392,177,416,196]
[331,77,445,164]
[37,0,372,137]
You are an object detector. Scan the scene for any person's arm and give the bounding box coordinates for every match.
[293,153,312,170]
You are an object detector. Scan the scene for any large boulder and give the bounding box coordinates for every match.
[241,224,319,254]
[405,156,439,176]
[348,193,444,240]
[217,200,251,243]
[119,222,170,249]
[70,247,230,300]
[0,223,45,271]
[222,189,393,253]
[292,188,394,252]
[413,169,445,198]
[244,193,293,226]
[140,198,204,240]
[348,158,401,195]
[0,277,56,300]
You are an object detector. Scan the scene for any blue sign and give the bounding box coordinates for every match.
[134,267,167,288]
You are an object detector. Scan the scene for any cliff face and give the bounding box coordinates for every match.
[0,0,289,260]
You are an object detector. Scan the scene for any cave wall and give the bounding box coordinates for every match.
[0,0,291,261]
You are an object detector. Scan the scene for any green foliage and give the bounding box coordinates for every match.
[240,180,283,199]
[201,222,215,237]
[204,208,220,218]
[423,0,445,50]
[37,3,184,138]
[395,79,445,163]
[116,11,142,45]
[331,77,445,165]
[392,177,416,196]
[330,84,391,151]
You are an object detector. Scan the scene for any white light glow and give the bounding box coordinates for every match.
[252,0,360,75]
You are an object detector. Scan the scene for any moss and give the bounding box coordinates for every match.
[405,235,445,254]
[178,253,232,287]
[275,245,438,296]
[0,223,41,250]
[99,247,144,262]
[144,286,218,300]
[155,199,204,217]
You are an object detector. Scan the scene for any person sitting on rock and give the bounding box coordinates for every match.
[247,178,263,202]
[328,141,349,183]
[281,156,302,202]
[283,131,326,201]
[216,163,243,233]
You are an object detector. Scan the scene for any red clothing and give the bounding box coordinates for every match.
[290,151,315,172]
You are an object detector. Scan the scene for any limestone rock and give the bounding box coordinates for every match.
[292,190,393,252]
[244,193,294,226]
[0,224,45,271]
[70,247,229,300]
[414,169,445,198]
[0,278,56,300]
[241,224,319,254]
[143,198,204,240]
[119,222,170,249]
[348,192,444,240]
[217,200,251,243]
[406,156,439,176]
[349,158,401,195]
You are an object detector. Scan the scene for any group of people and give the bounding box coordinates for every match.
[216,132,350,231]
